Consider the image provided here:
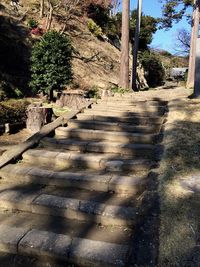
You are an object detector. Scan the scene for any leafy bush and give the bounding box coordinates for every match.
[110,86,130,95]
[0,80,24,101]
[87,19,103,37]
[86,86,100,99]
[27,18,38,29]
[30,31,73,101]
[0,99,29,124]
[86,3,111,29]
[140,51,165,87]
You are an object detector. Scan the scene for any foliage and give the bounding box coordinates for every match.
[29,31,73,100]
[110,85,130,95]
[160,0,193,29]
[87,19,103,37]
[140,51,165,87]
[0,79,24,101]
[174,28,190,55]
[86,2,111,29]
[0,16,30,94]
[130,10,158,50]
[85,86,100,99]
[27,18,38,29]
[0,99,29,124]
[96,10,158,50]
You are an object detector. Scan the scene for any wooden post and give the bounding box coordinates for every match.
[119,0,130,89]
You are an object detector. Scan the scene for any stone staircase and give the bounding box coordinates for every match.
[0,96,167,267]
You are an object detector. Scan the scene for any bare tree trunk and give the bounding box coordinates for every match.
[187,0,199,88]
[131,0,142,91]
[46,0,53,31]
[40,0,44,18]
[119,0,130,89]
[193,0,200,97]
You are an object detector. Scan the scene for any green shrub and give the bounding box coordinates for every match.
[87,19,103,37]
[0,80,24,101]
[0,99,29,124]
[27,18,38,29]
[140,51,165,87]
[110,86,130,95]
[86,86,100,99]
[29,31,73,101]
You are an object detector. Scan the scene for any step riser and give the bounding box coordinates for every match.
[41,140,156,159]
[0,173,146,195]
[93,103,165,109]
[0,197,135,226]
[0,165,148,195]
[68,122,160,134]
[84,110,164,117]
[23,154,153,173]
[97,100,166,105]
[76,114,164,125]
[55,131,157,144]
[91,106,165,115]
[0,225,130,267]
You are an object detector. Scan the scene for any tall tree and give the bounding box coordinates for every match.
[40,0,44,18]
[119,0,130,89]
[174,28,190,55]
[160,0,196,89]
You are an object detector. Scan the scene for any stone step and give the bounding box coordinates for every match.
[68,119,161,133]
[0,224,130,267]
[0,188,137,226]
[55,128,158,144]
[0,164,147,194]
[83,109,164,117]
[22,149,155,172]
[76,113,164,125]
[91,104,166,115]
[41,137,158,159]
[97,99,166,106]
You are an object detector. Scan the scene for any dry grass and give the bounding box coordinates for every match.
[157,90,200,266]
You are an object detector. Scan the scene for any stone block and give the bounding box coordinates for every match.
[70,238,129,267]
[0,225,29,253]
[32,194,79,220]
[19,229,71,260]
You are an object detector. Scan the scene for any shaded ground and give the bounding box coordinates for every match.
[0,86,198,267]
[0,129,31,155]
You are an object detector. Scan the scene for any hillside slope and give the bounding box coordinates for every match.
[0,1,148,96]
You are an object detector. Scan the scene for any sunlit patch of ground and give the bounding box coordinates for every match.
[157,92,200,266]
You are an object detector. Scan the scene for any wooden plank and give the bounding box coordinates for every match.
[0,101,93,169]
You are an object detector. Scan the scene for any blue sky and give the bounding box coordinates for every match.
[128,0,192,54]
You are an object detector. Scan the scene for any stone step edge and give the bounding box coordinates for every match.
[41,138,157,157]
[55,127,158,137]
[76,113,166,125]
[0,165,147,194]
[0,225,130,267]
[0,192,136,226]
[22,149,155,172]
[68,119,161,128]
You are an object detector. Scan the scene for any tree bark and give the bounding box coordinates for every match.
[187,0,199,88]
[119,0,130,89]
[46,0,53,31]
[26,106,53,133]
[40,0,44,18]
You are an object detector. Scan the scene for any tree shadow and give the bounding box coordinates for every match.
[0,12,30,96]
[0,97,168,266]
